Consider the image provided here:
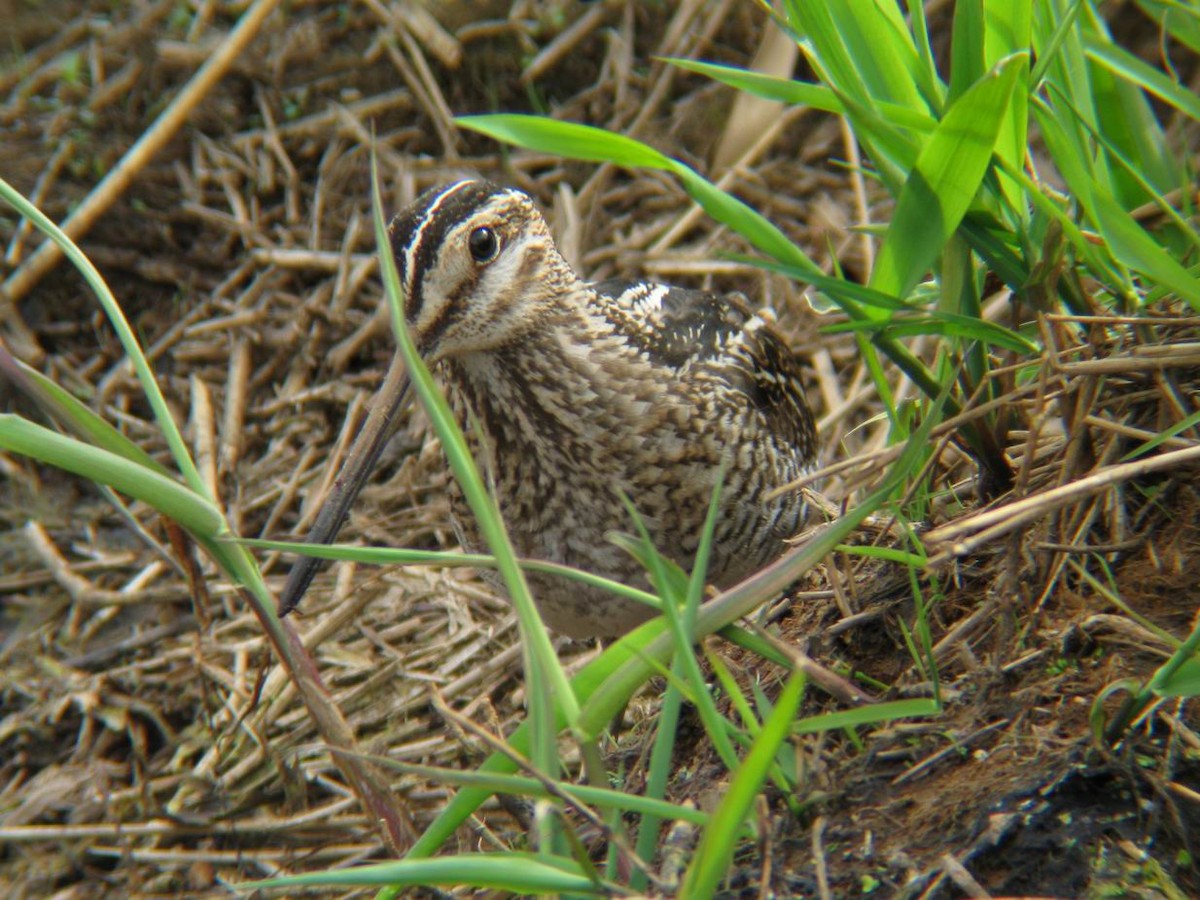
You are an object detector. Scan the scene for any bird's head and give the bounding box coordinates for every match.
[389,180,578,361]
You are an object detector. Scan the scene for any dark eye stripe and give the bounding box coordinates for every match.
[420,267,481,351]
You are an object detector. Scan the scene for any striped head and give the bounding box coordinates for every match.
[389,180,580,361]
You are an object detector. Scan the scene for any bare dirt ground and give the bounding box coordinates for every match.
[2,2,1199,897]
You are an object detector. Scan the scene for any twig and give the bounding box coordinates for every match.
[938,853,991,898]
[1,0,287,362]
[811,816,832,900]
[521,2,611,84]
[892,720,1009,786]
[747,624,880,706]
[925,443,1200,566]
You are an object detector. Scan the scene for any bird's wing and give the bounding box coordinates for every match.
[592,279,816,456]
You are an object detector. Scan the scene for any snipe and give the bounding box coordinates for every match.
[279,180,817,637]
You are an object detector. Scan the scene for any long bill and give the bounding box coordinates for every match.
[277,349,413,616]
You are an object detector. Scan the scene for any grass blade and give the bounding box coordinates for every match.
[246,853,605,893]
[0,175,208,498]
[0,415,224,537]
[680,671,806,896]
[0,352,171,477]
[868,54,1025,301]
[664,57,936,131]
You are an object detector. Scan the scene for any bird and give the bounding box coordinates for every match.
[279,179,817,638]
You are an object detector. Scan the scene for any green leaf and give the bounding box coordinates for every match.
[793,698,941,734]
[983,0,1032,216]
[949,0,986,104]
[664,57,936,131]
[666,57,842,108]
[244,536,661,609]
[1121,408,1200,462]
[457,114,825,280]
[1153,657,1200,699]
[984,0,1033,64]
[1084,32,1200,124]
[823,0,929,112]
[681,671,806,896]
[823,310,1038,354]
[0,176,208,499]
[1081,14,1181,203]
[0,415,224,537]
[245,853,604,893]
[360,757,709,824]
[782,0,922,186]
[671,167,819,275]
[0,355,172,477]
[1134,0,1200,56]
[457,114,672,169]
[1090,188,1200,308]
[869,54,1026,301]
[1030,92,1194,304]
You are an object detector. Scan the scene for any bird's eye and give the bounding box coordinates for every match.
[468,226,499,263]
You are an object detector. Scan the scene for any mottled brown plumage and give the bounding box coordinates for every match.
[281,180,817,637]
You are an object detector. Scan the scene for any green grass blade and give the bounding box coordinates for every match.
[243,537,662,609]
[1146,609,1200,700]
[984,0,1032,217]
[1084,33,1200,123]
[0,353,172,477]
[1090,187,1200,307]
[1153,658,1200,698]
[834,543,928,566]
[823,310,1038,354]
[0,414,224,537]
[356,757,709,824]
[615,488,742,775]
[782,0,922,186]
[992,153,1127,294]
[456,114,672,169]
[868,54,1025,301]
[1120,408,1200,461]
[793,698,941,734]
[949,0,986,104]
[664,57,936,131]
[665,57,846,110]
[1082,11,1181,201]
[783,0,872,109]
[820,0,929,112]
[985,0,1033,64]
[458,114,825,279]
[680,670,806,896]
[1059,93,1200,259]
[1135,0,1200,56]
[632,664,686,890]
[245,853,605,893]
[0,176,208,498]
[406,616,669,860]
[1030,0,1087,87]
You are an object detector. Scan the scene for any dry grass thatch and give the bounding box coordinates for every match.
[1,2,1198,897]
